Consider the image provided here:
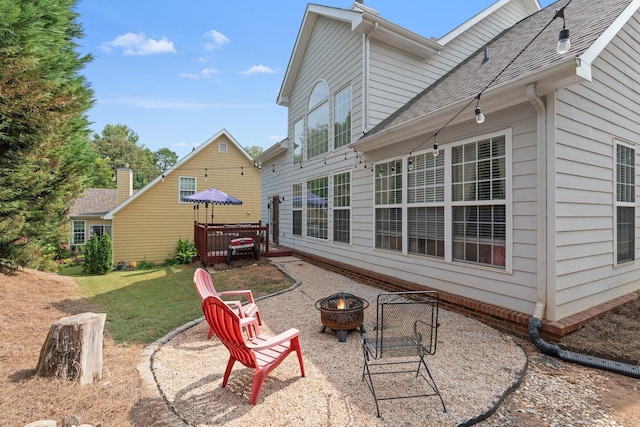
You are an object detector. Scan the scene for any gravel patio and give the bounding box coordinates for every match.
[147,258,528,426]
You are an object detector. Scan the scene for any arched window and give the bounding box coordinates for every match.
[307,81,329,159]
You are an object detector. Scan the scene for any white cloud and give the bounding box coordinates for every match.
[238,64,276,75]
[201,67,222,78]
[268,135,285,141]
[203,30,230,50]
[179,68,223,80]
[179,73,200,80]
[100,32,176,55]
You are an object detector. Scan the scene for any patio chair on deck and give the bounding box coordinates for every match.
[360,291,446,418]
[194,268,262,339]
[202,295,305,405]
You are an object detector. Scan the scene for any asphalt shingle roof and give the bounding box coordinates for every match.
[69,188,118,216]
[364,0,633,138]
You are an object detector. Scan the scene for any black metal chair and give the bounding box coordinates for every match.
[360,291,446,418]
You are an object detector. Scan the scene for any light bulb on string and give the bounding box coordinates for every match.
[555,7,571,54]
[474,94,485,124]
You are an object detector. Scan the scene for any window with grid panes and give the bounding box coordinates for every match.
[307,82,329,159]
[375,160,402,251]
[616,143,635,264]
[293,119,303,165]
[179,177,196,202]
[72,220,86,245]
[334,85,351,149]
[292,183,303,236]
[333,172,350,243]
[307,177,328,239]
[451,136,506,267]
[407,152,445,257]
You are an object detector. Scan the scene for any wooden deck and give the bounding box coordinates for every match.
[193,222,292,266]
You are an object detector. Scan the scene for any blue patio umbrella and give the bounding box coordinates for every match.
[182,188,242,223]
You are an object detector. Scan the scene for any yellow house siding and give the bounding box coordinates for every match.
[111,132,261,264]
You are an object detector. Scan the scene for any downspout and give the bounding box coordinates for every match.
[526,84,640,379]
[527,83,548,321]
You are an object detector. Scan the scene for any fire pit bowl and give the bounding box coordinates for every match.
[315,292,369,342]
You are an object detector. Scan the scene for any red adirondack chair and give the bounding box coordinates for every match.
[194,268,262,338]
[202,296,305,405]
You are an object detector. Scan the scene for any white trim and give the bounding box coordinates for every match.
[178,176,197,204]
[613,138,637,266]
[579,0,640,68]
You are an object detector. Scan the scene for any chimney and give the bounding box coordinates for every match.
[116,164,133,204]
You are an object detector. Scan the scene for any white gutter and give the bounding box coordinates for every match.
[526,83,547,320]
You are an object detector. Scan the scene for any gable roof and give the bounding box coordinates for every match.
[354,0,637,151]
[277,2,442,106]
[104,129,253,220]
[69,188,118,217]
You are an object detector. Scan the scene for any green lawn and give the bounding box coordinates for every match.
[61,262,293,345]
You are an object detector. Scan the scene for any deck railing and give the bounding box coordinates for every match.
[194,222,269,266]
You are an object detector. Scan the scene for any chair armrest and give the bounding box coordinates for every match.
[247,328,300,350]
[239,316,260,331]
[218,290,256,303]
[222,300,243,313]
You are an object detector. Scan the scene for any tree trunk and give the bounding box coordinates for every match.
[36,312,106,385]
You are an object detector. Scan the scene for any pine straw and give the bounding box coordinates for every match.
[561,296,640,365]
[0,267,166,427]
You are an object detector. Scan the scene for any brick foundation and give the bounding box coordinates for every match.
[290,249,638,342]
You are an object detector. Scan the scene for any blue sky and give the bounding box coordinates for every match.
[75,0,554,159]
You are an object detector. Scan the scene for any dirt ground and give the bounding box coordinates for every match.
[0,264,638,426]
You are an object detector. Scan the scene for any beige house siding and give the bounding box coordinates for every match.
[110,131,261,265]
[367,1,535,126]
[552,14,640,320]
[288,15,363,152]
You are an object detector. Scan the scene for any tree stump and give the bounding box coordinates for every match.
[36,312,106,385]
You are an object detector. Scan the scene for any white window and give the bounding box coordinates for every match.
[451,136,506,267]
[179,177,196,202]
[219,142,227,153]
[293,119,303,165]
[334,85,351,149]
[333,172,350,243]
[72,220,86,245]
[307,177,328,239]
[307,81,329,159]
[616,142,635,264]
[89,225,112,239]
[408,153,445,258]
[292,183,303,236]
[375,160,402,251]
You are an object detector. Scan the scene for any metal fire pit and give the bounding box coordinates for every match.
[315,292,368,342]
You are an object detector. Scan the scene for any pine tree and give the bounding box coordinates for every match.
[0,0,94,270]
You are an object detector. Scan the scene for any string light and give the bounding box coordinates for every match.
[241,167,244,176]
[555,7,571,54]
[204,168,208,181]
[474,94,485,124]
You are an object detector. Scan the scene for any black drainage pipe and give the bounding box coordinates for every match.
[528,317,640,379]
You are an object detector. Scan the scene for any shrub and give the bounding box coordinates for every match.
[83,234,113,274]
[138,260,155,269]
[176,239,197,264]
